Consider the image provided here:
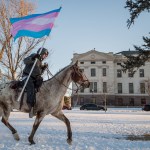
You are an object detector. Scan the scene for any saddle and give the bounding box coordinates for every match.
[9,79,43,110]
[9,80,26,110]
[9,80,24,90]
[9,78,43,92]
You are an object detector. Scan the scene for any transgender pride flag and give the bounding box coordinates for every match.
[10,7,61,40]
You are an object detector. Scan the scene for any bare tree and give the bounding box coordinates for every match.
[0,0,44,80]
[99,80,114,112]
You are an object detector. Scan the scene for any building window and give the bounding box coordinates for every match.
[91,61,95,64]
[139,69,144,77]
[80,61,84,64]
[103,82,107,93]
[129,98,134,106]
[79,69,84,73]
[140,83,145,94]
[91,68,96,77]
[129,83,134,93]
[102,68,106,76]
[80,97,84,105]
[117,63,121,65]
[91,97,96,104]
[141,98,146,105]
[118,83,122,93]
[117,69,122,77]
[90,82,97,93]
[102,61,106,64]
[128,71,134,78]
[80,88,84,93]
[117,98,123,106]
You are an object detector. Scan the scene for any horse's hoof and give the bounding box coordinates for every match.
[30,140,36,145]
[28,137,36,145]
[67,139,72,145]
[13,133,20,141]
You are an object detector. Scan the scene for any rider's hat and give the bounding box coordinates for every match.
[37,48,49,56]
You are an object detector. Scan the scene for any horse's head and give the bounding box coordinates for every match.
[71,60,90,89]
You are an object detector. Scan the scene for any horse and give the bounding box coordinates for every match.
[0,61,90,145]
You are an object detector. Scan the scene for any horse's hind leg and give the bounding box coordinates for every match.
[1,117,20,141]
[52,112,72,145]
[0,100,20,141]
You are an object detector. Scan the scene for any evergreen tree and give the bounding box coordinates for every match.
[121,0,150,73]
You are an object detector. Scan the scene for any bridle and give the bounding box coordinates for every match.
[45,65,89,93]
[71,65,89,92]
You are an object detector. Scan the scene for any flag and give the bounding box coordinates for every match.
[10,7,61,40]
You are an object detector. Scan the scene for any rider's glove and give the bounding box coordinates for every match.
[42,63,48,70]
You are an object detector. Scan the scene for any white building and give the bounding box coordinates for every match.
[71,49,150,106]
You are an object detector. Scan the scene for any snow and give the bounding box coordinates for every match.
[0,108,150,150]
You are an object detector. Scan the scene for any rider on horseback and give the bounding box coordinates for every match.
[22,47,49,118]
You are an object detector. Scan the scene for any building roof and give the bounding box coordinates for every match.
[72,49,114,62]
[116,51,139,56]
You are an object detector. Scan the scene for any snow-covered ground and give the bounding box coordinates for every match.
[0,108,150,150]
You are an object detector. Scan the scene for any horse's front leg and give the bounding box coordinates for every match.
[28,112,45,145]
[52,112,72,145]
[1,117,20,141]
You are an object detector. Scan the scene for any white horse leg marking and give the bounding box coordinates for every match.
[13,133,20,141]
[52,113,72,145]
[1,117,20,141]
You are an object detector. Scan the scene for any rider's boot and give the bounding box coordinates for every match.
[29,107,34,118]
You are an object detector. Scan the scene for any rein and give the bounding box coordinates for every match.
[45,68,82,92]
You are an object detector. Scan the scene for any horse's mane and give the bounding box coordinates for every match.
[44,64,71,82]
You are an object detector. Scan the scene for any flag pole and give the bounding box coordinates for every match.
[17,36,48,102]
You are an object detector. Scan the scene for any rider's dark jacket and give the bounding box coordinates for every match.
[23,53,44,78]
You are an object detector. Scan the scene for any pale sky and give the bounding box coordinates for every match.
[32,0,150,74]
